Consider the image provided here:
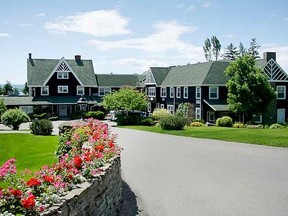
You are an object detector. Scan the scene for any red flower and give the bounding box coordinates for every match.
[95,145,104,152]
[74,156,82,169]
[44,175,54,183]
[27,178,41,187]
[108,142,115,148]
[21,195,36,209]
[11,189,22,198]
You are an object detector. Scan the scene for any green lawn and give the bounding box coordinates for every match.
[0,134,58,172]
[122,126,288,147]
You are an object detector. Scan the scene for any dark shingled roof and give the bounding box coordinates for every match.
[96,74,141,87]
[27,58,97,86]
[150,67,171,85]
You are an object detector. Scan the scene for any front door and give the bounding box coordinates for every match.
[59,105,68,117]
[277,109,285,123]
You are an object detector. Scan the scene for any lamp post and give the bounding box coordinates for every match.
[77,95,88,120]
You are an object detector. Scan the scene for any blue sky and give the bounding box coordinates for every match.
[0,0,288,84]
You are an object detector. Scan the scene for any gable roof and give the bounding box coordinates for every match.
[150,67,171,85]
[27,58,97,86]
[161,61,231,86]
[96,74,141,87]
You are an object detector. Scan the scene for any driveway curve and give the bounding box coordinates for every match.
[112,127,288,216]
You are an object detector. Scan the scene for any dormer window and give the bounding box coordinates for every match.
[41,86,49,96]
[57,72,69,79]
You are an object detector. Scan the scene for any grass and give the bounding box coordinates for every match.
[121,126,288,147]
[0,134,58,172]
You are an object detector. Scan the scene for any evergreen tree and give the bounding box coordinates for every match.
[211,36,221,61]
[222,43,240,60]
[248,38,261,59]
[3,81,13,95]
[203,38,212,61]
[23,82,29,95]
[239,42,246,56]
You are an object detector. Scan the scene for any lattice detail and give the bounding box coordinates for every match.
[55,61,71,72]
[264,59,288,81]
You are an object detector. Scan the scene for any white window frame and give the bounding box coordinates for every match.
[77,86,84,96]
[167,105,174,114]
[277,86,286,99]
[176,87,181,98]
[209,86,219,99]
[148,102,151,113]
[160,87,167,97]
[58,85,68,93]
[148,87,156,97]
[253,113,263,123]
[57,72,69,79]
[196,87,201,99]
[170,87,174,98]
[99,87,111,96]
[184,87,188,99]
[208,111,215,122]
[41,86,49,96]
[161,104,165,109]
[195,107,201,119]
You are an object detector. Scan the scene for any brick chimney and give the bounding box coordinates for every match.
[263,52,276,62]
[75,55,81,61]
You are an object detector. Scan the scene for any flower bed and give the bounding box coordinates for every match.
[0,119,122,215]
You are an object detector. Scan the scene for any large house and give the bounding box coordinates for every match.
[144,52,288,124]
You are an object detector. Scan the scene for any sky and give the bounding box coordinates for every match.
[0,0,288,84]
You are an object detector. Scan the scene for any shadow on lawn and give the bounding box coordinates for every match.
[118,180,147,216]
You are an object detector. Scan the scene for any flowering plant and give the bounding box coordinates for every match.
[0,118,121,215]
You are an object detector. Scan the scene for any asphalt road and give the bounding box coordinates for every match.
[113,127,288,216]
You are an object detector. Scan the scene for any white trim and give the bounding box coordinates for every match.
[41,86,49,96]
[58,85,68,93]
[160,87,167,97]
[253,113,263,123]
[148,87,156,97]
[209,86,219,99]
[160,104,165,109]
[99,87,111,96]
[57,71,69,79]
[43,57,83,86]
[170,87,174,98]
[264,58,288,81]
[196,86,201,99]
[77,86,84,95]
[167,105,174,114]
[176,87,181,98]
[148,102,152,113]
[207,111,215,122]
[195,107,201,119]
[276,86,286,99]
[184,87,188,98]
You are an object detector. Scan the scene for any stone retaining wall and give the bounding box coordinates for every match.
[41,157,122,216]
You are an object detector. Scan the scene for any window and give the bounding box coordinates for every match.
[99,87,111,96]
[277,86,286,99]
[176,87,181,98]
[196,87,201,99]
[41,86,49,95]
[148,87,156,97]
[170,87,174,98]
[156,103,160,108]
[58,86,68,93]
[184,87,188,98]
[167,105,174,114]
[148,102,151,112]
[253,114,263,123]
[57,72,69,79]
[209,86,218,99]
[208,111,215,122]
[195,107,201,119]
[77,86,84,95]
[19,106,33,114]
[160,87,166,97]
[161,104,165,109]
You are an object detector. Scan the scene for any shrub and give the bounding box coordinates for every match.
[151,108,170,120]
[269,123,284,129]
[216,116,233,127]
[1,108,30,130]
[159,115,186,130]
[29,119,54,135]
[33,113,47,119]
[140,118,154,126]
[246,124,264,129]
[84,111,105,120]
[233,122,245,128]
[190,122,204,127]
[116,112,143,126]
[192,119,205,124]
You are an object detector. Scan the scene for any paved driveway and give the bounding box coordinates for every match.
[112,127,288,216]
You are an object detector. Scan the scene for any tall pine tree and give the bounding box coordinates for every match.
[222,43,240,60]
[248,38,261,59]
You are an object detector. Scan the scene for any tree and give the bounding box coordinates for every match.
[225,55,275,122]
[203,38,212,61]
[0,99,7,117]
[239,42,246,56]
[248,38,261,59]
[3,81,13,95]
[222,43,240,60]
[23,82,29,95]
[1,108,30,130]
[211,36,221,61]
[102,86,148,111]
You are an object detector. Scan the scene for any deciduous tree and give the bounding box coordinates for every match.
[203,38,212,61]
[211,36,221,61]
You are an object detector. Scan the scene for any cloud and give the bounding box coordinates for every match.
[35,13,46,17]
[0,33,10,37]
[89,21,198,53]
[113,58,169,70]
[44,10,131,37]
[187,5,196,11]
[202,2,212,8]
[19,23,33,27]
[223,34,234,39]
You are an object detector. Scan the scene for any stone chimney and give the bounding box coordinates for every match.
[75,55,81,61]
[263,52,276,62]
[29,53,32,59]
